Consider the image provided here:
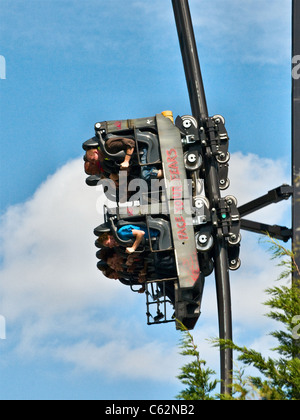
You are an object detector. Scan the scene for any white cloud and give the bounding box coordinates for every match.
[0,159,114,320]
[226,151,291,332]
[0,152,291,384]
[0,158,182,383]
[55,338,182,381]
[227,152,290,224]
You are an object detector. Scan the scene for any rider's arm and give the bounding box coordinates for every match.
[126,230,145,254]
[120,146,135,169]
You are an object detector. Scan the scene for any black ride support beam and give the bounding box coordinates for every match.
[292,0,300,286]
[172,0,208,123]
[172,0,233,395]
[238,185,293,218]
[241,219,292,243]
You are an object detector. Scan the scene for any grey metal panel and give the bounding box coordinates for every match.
[156,113,201,289]
[102,116,157,133]
[117,203,169,218]
[169,200,201,289]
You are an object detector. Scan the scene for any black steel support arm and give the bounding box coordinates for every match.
[238,185,293,218]
[172,0,208,124]
[241,219,292,242]
[172,0,233,396]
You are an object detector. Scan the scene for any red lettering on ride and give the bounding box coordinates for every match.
[166,148,189,240]
[182,252,201,284]
[166,148,180,181]
[172,185,182,199]
[114,121,122,130]
[175,216,188,241]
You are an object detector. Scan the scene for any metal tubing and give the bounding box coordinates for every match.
[241,219,292,242]
[172,0,209,123]
[238,185,293,218]
[172,0,233,395]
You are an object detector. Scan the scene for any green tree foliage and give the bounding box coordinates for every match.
[176,321,218,400]
[176,237,300,400]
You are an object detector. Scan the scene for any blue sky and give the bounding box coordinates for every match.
[0,0,293,400]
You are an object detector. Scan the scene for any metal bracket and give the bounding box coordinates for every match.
[241,219,292,242]
[238,185,293,218]
[238,184,293,242]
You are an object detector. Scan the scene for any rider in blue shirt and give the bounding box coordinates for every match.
[118,225,159,254]
[97,225,159,255]
[117,225,159,241]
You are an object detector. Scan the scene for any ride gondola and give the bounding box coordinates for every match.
[82,111,241,330]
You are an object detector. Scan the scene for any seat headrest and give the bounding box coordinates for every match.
[94,223,111,236]
[82,137,100,151]
[97,260,109,270]
[85,175,102,187]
